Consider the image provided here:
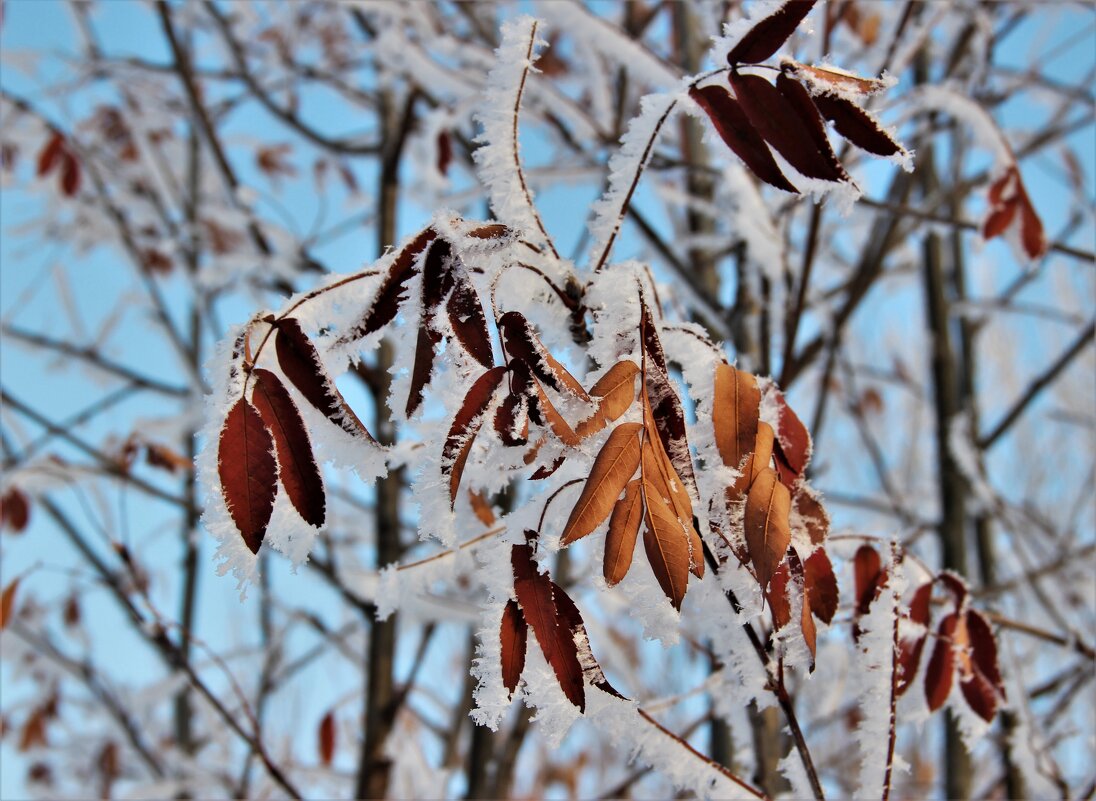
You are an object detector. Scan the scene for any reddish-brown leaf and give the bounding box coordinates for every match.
[966,609,1005,701]
[726,0,817,65]
[36,132,64,177]
[788,550,817,668]
[792,484,829,545]
[218,398,277,554]
[0,577,20,630]
[1018,192,1047,260]
[810,91,902,157]
[853,544,886,615]
[775,73,849,180]
[604,480,643,586]
[730,71,844,183]
[897,581,933,695]
[982,200,1017,240]
[511,541,585,711]
[0,487,30,533]
[251,368,325,528]
[804,548,838,624]
[560,423,643,545]
[436,130,452,177]
[274,318,375,441]
[743,468,792,590]
[960,669,997,722]
[59,154,81,197]
[766,561,792,630]
[500,598,528,698]
[317,710,336,766]
[574,360,639,440]
[552,583,625,699]
[925,612,958,712]
[644,364,698,500]
[712,363,761,476]
[443,367,508,507]
[689,85,798,193]
[640,430,701,579]
[343,228,436,341]
[642,486,692,610]
[787,62,887,96]
[533,379,579,447]
[530,455,566,481]
[494,390,530,447]
[469,490,497,526]
[770,387,812,483]
[466,223,513,241]
[406,240,456,416]
[498,312,589,400]
[446,275,494,369]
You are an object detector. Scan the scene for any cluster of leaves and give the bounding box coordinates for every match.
[690,0,906,195]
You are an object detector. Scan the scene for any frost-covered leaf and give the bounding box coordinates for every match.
[342,227,436,341]
[729,71,843,184]
[810,91,903,157]
[775,72,850,181]
[274,318,375,441]
[499,312,588,400]
[897,581,933,696]
[218,398,277,554]
[533,378,579,447]
[689,85,797,193]
[500,598,527,699]
[642,485,691,611]
[560,422,643,545]
[443,366,508,507]
[792,484,829,544]
[961,609,1005,721]
[712,363,761,479]
[726,0,817,65]
[744,467,792,590]
[511,540,585,711]
[769,387,812,485]
[446,274,494,369]
[574,360,639,440]
[604,479,642,586]
[804,549,837,624]
[925,612,958,712]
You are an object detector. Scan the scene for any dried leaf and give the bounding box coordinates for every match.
[789,550,817,667]
[511,541,585,711]
[318,710,336,766]
[766,561,792,630]
[59,154,80,197]
[689,85,798,193]
[498,312,589,400]
[604,480,643,586]
[274,318,374,441]
[730,71,844,183]
[853,544,887,628]
[810,91,902,156]
[644,364,698,500]
[925,612,959,712]
[251,368,325,528]
[560,423,643,545]
[712,363,761,476]
[343,228,436,341]
[804,548,838,624]
[743,468,792,590]
[446,275,494,368]
[0,487,30,533]
[494,390,530,447]
[469,490,497,526]
[500,598,528,699]
[727,0,817,65]
[640,430,701,579]
[0,577,20,630]
[963,609,1005,719]
[443,367,508,507]
[552,584,624,698]
[37,132,64,177]
[533,379,579,446]
[788,62,886,96]
[775,73,850,180]
[574,360,639,440]
[792,484,829,545]
[436,130,452,177]
[770,388,812,485]
[642,486,691,610]
[218,398,277,554]
[406,240,456,416]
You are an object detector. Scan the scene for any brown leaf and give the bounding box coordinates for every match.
[533,379,579,447]
[738,421,775,498]
[252,368,325,528]
[498,312,589,400]
[218,398,277,554]
[18,707,47,752]
[960,668,997,723]
[37,132,65,177]
[689,85,798,193]
[511,541,585,711]
[604,480,643,586]
[770,388,812,485]
[62,595,81,628]
[501,598,528,698]
[963,609,1005,719]
[256,144,296,178]
[1018,192,1047,260]
[743,468,792,590]
[469,490,497,527]
[552,584,625,699]
[274,318,375,441]
[766,561,792,630]
[726,0,818,65]
[494,390,530,447]
[446,274,494,369]
[803,549,838,624]
[341,227,437,341]
[574,360,639,440]
[775,73,850,180]
[640,429,701,579]
[792,484,829,545]
[644,364,698,500]
[443,367,508,507]
[318,710,336,766]
[466,223,513,241]
[790,550,817,667]
[787,62,887,96]
[642,486,692,611]
[729,71,844,184]
[853,544,887,636]
[0,577,20,630]
[1,487,30,533]
[60,154,80,197]
[925,612,958,712]
[712,363,761,478]
[407,240,456,416]
[436,130,452,177]
[560,423,643,545]
[810,91,902,157]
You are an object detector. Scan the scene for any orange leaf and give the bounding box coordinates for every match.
[560,423,643,545]
[642,487,692,610]
[0,577,20,630]
[712,363,761,477]
[743,468,791,590]
[604,480,643,586]
[575,360,639,440]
